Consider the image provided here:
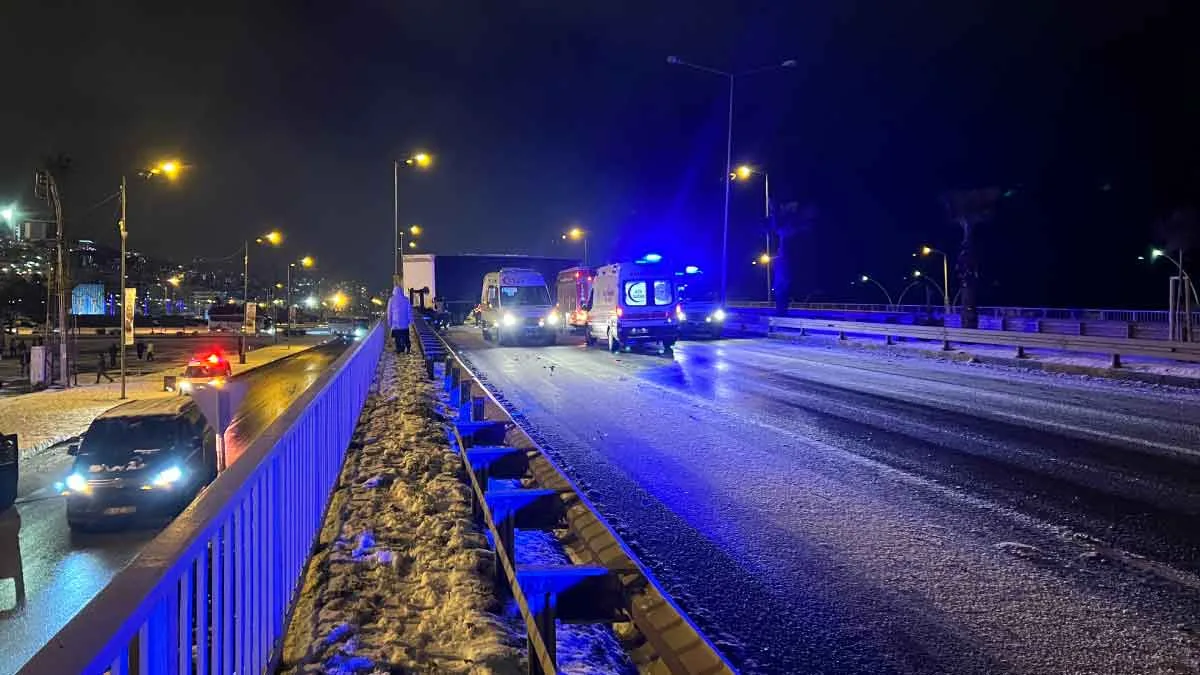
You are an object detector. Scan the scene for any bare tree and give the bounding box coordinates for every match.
[942,187,1000,329]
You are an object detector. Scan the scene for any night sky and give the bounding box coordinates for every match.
[2,1,1197,306]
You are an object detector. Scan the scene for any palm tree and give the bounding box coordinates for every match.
[770,202,817,316]
[942,187,1000,328]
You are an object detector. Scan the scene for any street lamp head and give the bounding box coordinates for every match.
[920,245,933,256]
[781,59,798,68]
[736,165,753,180]
[666,55,681,64]
[275,283,284,289]
[567,227,584,240]
[861,275,870,282]
[406,152,433,168]
[300,255,315,268]
[0,206,13,223]
[408,241,417,249]
[1151,248,1164,259]
[167,275,182,287]
[759,253,771,264]
[409,225,422,235]
[260,230,283,245]
[912,270,922,278]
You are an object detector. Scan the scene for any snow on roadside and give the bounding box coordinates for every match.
[1,341,322,461]
[277,350,523,674]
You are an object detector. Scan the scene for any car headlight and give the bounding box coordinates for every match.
[354,326,366,337]
[546,313,559,325]
[502,313,518,327]
[179,380,193,392]
[712,308,726,322]
[151,465,184,487]
[65,473,88,493]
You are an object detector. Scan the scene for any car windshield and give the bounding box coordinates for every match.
[677,280,718,303]
[500,285,551,306]
[78,417,182,464]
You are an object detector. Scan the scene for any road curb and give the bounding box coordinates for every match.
[768,333,1200,389]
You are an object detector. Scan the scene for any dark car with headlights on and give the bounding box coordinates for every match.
[62,397,217,531]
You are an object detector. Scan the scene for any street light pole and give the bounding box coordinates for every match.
[667,56,795,305]
[241,240,249,364]
[920,246,951,317]
[119,176,128,399]
[720,73,734,305]
[393,159,399,281]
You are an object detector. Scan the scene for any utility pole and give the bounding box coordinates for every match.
[119,176,128,399]
[241,240,249,364]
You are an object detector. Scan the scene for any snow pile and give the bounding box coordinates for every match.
[277,350,522,674]
[1,340,323,461]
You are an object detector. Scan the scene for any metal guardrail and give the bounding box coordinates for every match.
[730,301,1200,325]
[19,323,385,675]
[411,318,735,675]
[762,316,1200,367]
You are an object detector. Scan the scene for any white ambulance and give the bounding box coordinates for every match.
[478,268,558,346]
[585,261,680,353]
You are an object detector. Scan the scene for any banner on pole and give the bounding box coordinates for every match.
[123,288,136,346]
[244,302,257,335]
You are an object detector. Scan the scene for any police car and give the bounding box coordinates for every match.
[177,352,233,394]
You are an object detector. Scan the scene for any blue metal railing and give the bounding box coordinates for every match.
[18,324,384,675]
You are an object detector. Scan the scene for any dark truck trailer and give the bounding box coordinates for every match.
[401,254,579,324]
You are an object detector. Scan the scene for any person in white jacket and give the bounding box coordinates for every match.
[387,285,412,353]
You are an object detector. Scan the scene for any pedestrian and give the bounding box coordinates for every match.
[95,351,114,383]
[19,349,28,376]
[136,340,145,360]
[387,285,412,354]
[108,342,118,368]
[145,341,155,362]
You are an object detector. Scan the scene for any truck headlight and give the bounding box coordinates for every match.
[179,380,193,392]
[65,473,88,493]
[546,313,559,325]
[502,313,518,327]
[712,308,726,322]
[151,465,184,487]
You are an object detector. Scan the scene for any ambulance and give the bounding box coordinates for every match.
[585,259,680,353]
[478,268,559,345]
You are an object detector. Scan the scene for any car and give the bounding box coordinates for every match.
[674,270,726,339]
[61,397,219,531]
[177,352,233,394]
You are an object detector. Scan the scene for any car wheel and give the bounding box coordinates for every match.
[67,518,95,533]
[608,331,620,353]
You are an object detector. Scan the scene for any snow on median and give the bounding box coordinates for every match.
[277,350,523,674]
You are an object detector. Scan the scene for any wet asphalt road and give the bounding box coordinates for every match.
[0,340,348,675]
[450,328,1200,674]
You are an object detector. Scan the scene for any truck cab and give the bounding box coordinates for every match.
[586,262,680,353]
[479,268,559,346]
